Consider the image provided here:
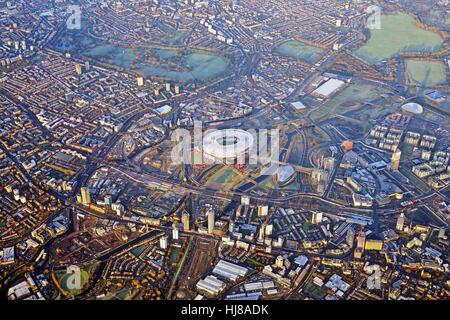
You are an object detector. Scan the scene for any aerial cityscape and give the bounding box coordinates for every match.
[0,0,449,302]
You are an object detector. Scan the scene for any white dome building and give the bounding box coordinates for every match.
[401,102,423,115]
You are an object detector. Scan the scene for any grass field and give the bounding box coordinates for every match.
[275,40,324,63]
[304,282,328,299]
[53,262,99,296]
[355,13,443,64]
[309,84,383,122]
[400,144,414,162]
[405,60,447,87]
[205,166,241,190]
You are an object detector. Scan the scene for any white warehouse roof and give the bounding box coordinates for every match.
[212,260,248,282]
[196,275,226,296]
[313,78,345,97]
